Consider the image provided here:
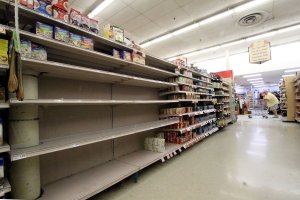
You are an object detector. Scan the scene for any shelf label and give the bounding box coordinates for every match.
[161,158,165,162]
[179,148,182,152]
[14,153,27,160]
[173,151,177,155]
[167,155,170,159]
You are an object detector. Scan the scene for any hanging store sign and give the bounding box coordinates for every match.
[249,40,271,64]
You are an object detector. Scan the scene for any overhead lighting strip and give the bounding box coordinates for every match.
[166,23,300,61]
[88,0,114,18]
[140,0,272,47]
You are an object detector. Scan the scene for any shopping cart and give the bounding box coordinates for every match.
[248,99,268,119]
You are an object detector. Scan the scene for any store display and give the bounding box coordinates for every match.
[31,43,47,60]
[81,37,94,50]
[131,51,145,65]
[144,137,165,153]
[103,24,124,43]
[90,19,99,34]
[120,50,131,61]
[36,21,53,39]
[80,15,90,31]
[34,0,52,16]
[69,32,82,47]
[0,39,8,65]
[53,6,69,23]
[54,27,69,43]
[20,39,32,58]
[51,0,68,11]
[112,49,120,59]
[70,8,81,26]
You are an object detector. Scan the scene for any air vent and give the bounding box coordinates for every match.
[238,12,266,27]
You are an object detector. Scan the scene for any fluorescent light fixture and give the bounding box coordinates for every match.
[200,46,220,53]
[282,74,295,77]
[167,57,177,61]
[140,41,153,48]
[182,51,200,57]
[277,24,300,33]
[246,31,277,41]
[243,74,262,78]
[199,10,234,26]
[220,39,245,48]
[151,33,173,44]
[247,78,263,81]
[172,23,200,35]
[284,68,300,73]
[88,0,114,18]
[234,0,271,12]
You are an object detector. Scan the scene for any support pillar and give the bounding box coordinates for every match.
[9,71,40,199]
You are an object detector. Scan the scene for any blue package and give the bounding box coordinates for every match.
[34,0,52,16]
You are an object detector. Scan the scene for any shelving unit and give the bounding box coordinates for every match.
[280,76,296,122]
[294,73,300,122]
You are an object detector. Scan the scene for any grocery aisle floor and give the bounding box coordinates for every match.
[91,116,300,200]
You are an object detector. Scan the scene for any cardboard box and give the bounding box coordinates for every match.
[31,43,47,60]
[36,21,53,39]
[69,32,82,47]
[103,24,124,43]
[90,19,99,34]
[54,26,69,43]
[80,15,90,31]
[51,0,68,11]
[34,0,52,16]
[20,39,32,58]
[0,39,8,65]
[70,8,81,27]
[53,6,69,23]
[81,37,93,50]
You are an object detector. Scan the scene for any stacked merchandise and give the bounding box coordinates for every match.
[144,136,165,153]
[160,62,217,145]
[279,76,296,122]
[222,81,232,124]
[295,72,300,122]
[211,73,227,128]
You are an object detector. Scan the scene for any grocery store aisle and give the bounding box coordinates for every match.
[91,116,300,200]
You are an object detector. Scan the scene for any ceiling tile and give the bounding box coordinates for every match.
[143,0,179,21]
[109,7,140,27]
[131,22,164,42]
[129,0,164,13]
[121,0,136,5]
[123,15,151,32]
[174,0,194,7]
[94,1,127,20]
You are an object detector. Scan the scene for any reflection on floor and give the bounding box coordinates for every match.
[91,115,300,200]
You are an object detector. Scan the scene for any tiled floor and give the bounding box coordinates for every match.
[91,116,300,200]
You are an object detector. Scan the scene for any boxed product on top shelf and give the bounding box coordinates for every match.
[172,57,187,68]
[167,93,200,100]
[168,77,193,85]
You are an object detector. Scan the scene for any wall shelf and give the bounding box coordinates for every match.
[0,103,9,109]
[10,99,179,106]
[21,58,176,89]
[160,109,216,118]
[0,179,11,197]
[0,143,10,153]
[10,118,179,161]
[159,91,212,97]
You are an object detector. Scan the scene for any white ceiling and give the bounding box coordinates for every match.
[69,0,300,84]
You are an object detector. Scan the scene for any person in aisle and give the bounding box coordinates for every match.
[262,91,279,118]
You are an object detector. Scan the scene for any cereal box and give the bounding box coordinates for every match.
[80,15,90,31]
[51,0,68,11]
[69,32,82,47]
[90,19,99,34]
[70,8,81,27]
[20,39,32,58]
[81,36,94,50]
[36,21,53,39]
[53,6,69,23]
[34,0,52,16]
[31,43,47,60]
[54,27,69,43]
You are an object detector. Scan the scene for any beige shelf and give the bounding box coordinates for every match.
[0,103,9,109]
[21,58,176,89]
[160,109,216,118]
[10,99,178,106]
[159,91,212,97]
[180,67,211,79]
[10,118,179,161]
[0,143,10,153]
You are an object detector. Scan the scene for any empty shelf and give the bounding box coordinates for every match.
[10,99,179,106]
[0,103,9,109]
[40,160,138,200]
[21,58,176,89]
[0,143,10,153]
[10,118,179,161]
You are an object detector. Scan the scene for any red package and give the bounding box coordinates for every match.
[18,0,27,6]
[70,8,81,26]
[53,6,69,23]
[51,0,68,11]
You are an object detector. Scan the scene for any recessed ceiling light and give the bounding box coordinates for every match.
[243,74,262,78]
[284,68,300,73]
[247,78,263,81]
[88,0,114,18]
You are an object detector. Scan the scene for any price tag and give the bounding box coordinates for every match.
[173,151,177,155]
[167,155,170,159]
[170,153,173,158]
[0,25,5,34]
[161,158,165,162]
[15,153,27,160]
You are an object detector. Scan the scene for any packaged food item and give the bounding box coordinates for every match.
[36,21,53,39]
[20,39,32,58]
[31,43,47,60]
[90,19,99,34]
[120,50,131,61]
[112,49,120,59]
[51,0,68,11]
[53,6,69,23]
[27,0,34,9]
[70,8,81,27]
[131,51,145,65]
[69,32,82,47]
[0,39,8,65]
[80,15,90,31]
[81,37,93,50]
[54,27,69,43]
[103,24,113,40]
[144,137,165,153]
[112,26,124,43]
[34,0,52,16]
[18,0,27,6]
